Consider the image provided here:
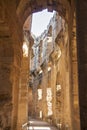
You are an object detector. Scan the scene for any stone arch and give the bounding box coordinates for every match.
[16,0,69,26]
[23,15,32,31]
[16,1,77,130]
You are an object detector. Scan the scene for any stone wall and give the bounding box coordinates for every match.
[1,0,87,129]
[0,1,22,130]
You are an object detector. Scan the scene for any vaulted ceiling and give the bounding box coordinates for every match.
[17,0,75,26]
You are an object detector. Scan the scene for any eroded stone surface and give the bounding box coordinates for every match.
[0,0,87,130]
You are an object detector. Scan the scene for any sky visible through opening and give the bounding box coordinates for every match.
[31,9,55,37]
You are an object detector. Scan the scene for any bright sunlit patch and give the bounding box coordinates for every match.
[48,67,51,71]
[31,9,55,37]
[22,42,28,57]
[56,85,61,91]
[29,121,34,124]
[22,122,27,128]
[27,126,51,130]
[39,70,43,74]
[38,89,42,100]
[40,110,42,118]
[47,37,52,43]
[46,88,53,116]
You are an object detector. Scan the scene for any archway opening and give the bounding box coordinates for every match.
[23,9,71,128]
[18,5,79,130]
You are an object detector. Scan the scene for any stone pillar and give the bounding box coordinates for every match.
[51,63,57,123]
[63,38,72,130]
[58,47,67,129]
[56,35,72,130]
[0,1,23,130]
[76,0,87,129]
[17,57,29,130]
[0,41,13,130]
[32,77,38,118]
[41,63,48,121]
[71,15,80,130]
[0,27,22,130]
[17,30,33,130]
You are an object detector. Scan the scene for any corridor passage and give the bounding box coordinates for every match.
[22,118,58,130]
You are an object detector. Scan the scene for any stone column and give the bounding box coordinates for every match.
[0,1,23,130]
[50,45,62,125]
[17,30,34,130]
[0,26,22,130]
[41,63,48,121]
[55,36,72,130]
[32,75,38,118]
[71,15,80,130]
[51,63,57,123]
[0,41,13,130]
[17,57,29,130]
[76,0,87,129]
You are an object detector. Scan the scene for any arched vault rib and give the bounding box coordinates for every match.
[16,0,70,26]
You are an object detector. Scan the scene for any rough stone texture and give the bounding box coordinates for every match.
[76,0,87,130]
[17,57,29,130]
[70,14,80,130]
[17,0,69,26]
[1,0,87,130]
[0,1,22,130]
